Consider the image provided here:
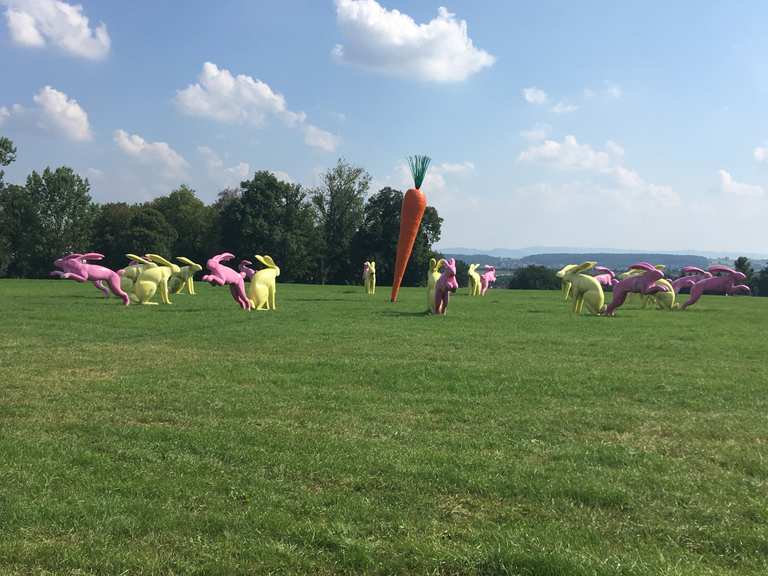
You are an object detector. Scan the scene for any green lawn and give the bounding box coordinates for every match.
[0,279,766,575]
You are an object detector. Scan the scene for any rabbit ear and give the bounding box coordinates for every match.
[255,255,277,268]
[147,254,174,267]
[176,256,197,267]
[436,258,447,270]
[240,259,253,267]
[571,261,597,274]
[629,262,656,272]
[64,252,84,260]
[217,252,235,263]
[126,253,152,265]
[81,253,104,261]
[429,257,436,271]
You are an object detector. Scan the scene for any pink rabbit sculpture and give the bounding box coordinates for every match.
[603,262,668,316]
[671,266,712,294]
[592,266,618,288]
[680,265,751,309]
[52,253,111,298]
[202,252,252,310]
[479,265,496,295]
[434,257,459,315]
[50,252,130,305]
[239,259,256,281]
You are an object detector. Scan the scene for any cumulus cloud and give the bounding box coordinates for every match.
[198,145,249,186]
[333,0,494,82]
[718,169,764,198]
[584,82,622,100]
[303,124,341,153]
[522,87,548,105]
[176,62,339,152]
[33,85,92,141]
[2,0,110,60]
[551,101,579,114]
[114,129,188,178]
[753,146,768,163]
[519,135,679,207]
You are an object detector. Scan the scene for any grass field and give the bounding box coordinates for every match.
[1,279,766,575]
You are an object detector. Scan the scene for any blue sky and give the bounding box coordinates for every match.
[1,0,767,254]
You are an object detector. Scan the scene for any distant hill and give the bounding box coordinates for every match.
[441,252,711,271]
[439,246,768,260]
[516,253,709,271]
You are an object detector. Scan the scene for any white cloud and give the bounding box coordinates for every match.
[198,145,249,186]
[0,106,9,125]
[519,135,679,207]
[753,146,768,163]
[273,171,294,184]
[33,86,92,141]
[303,124,341,152]
[86,167,103,179]
[114,129,188,178]
[583,82,622,100]
[176,62,338,152]
[2,0,110,60]
[552,101,579,114]
[718,169,764,198]
[605,83,622,99]
[520,123,551,142]
[333,0,494,83]
[176,62,304,126]
[522,87,548,105]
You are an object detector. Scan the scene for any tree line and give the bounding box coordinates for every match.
[0,136,442,285]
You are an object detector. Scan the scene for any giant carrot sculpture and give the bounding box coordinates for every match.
[390,155,430,302]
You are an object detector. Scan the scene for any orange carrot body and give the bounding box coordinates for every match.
[390,187,427,302]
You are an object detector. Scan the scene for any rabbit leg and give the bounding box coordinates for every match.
[187,277,195,295]
[106,274,130,305]
[270,285,276,310]
[159,279,172,304]
[135,280,158,304]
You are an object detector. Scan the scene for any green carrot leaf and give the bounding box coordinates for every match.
[407,155,431,190]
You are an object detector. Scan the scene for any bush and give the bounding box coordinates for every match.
[507,265,560,290]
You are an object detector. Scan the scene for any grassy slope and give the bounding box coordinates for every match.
[0,280,766,575]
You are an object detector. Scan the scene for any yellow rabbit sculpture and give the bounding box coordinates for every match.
[468,263,481,296]
[556,262,605,315]
[248,255,280,310]
[126,254,180,305]
[168,257,203,294]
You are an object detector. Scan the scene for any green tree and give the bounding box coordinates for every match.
[216,172,320,282]
[91,202,137,270]
[756,265,768,297]
[312,159,369,284]
[508,265,560,290]
[0,136,16,185]
[151,185,216,264]
[124,205,178,258]
[0,184,39,276]
[734,256,756,293]
[16,167,96,276]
